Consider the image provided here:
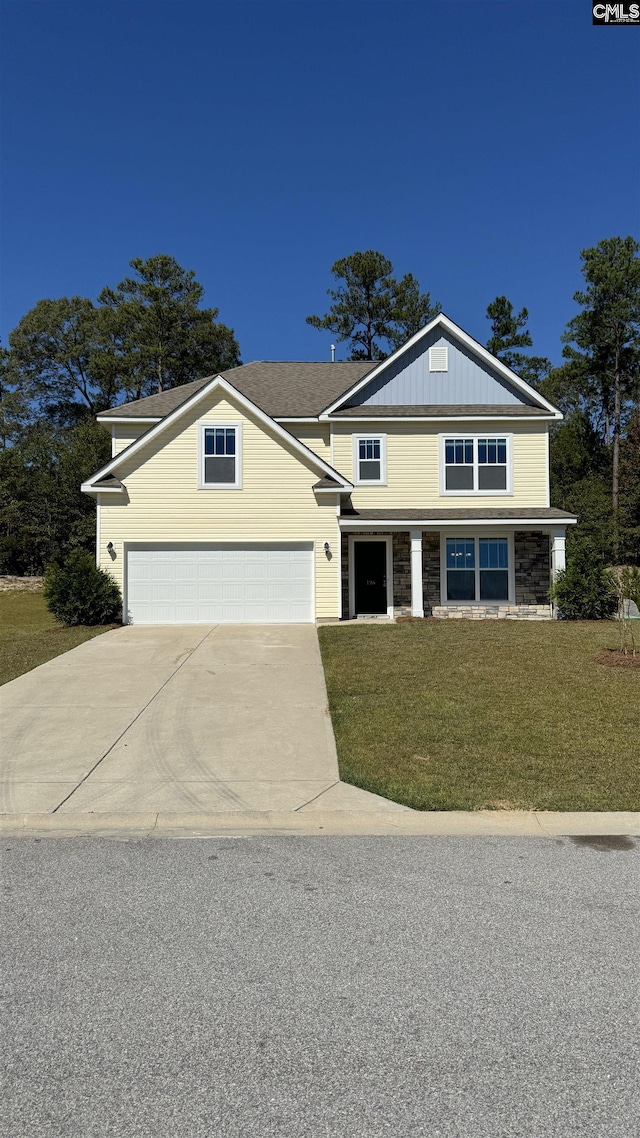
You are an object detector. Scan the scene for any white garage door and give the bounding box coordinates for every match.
[126,544,314,624]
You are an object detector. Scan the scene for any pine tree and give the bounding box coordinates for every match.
[307,251,439,360]
[485,296,551,387]
[559,237,640,555]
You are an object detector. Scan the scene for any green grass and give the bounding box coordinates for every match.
[0,591,117,686]
[318,621,640,812]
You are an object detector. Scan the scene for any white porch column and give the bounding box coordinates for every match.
[551,527,566,618]
[410,530,424,618]
[551,527,566,578]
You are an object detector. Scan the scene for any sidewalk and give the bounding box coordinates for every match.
[1,808,638,839]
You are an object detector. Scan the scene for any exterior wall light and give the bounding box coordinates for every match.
[324,542,330,552]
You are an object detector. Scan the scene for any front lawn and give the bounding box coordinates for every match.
[0,591,117,686]
[318,621,640,812]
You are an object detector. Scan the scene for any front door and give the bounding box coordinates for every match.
[354,541,388,615]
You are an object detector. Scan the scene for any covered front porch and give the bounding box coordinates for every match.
[338,509,577,621]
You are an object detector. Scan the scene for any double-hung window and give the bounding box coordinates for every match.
[444,537,510,603]
[442,436,510,494]
[444,438,474,490]
[199,423,242,488]
[354,435,386,484]
[477,437,508,490]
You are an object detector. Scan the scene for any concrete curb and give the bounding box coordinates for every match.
[1,810,639,839]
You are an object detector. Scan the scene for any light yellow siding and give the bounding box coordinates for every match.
[99,393,341,618]
[286,423,331,463]
[112,422,156,455]
[331,420,549,509]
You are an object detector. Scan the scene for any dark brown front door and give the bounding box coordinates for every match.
[354,541,387,614]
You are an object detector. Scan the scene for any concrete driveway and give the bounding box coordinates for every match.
[0,625,401,815]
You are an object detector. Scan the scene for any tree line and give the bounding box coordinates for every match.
[0,255,241,574]
[0,240,638,576]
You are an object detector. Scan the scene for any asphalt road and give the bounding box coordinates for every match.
[1,835,638,1138]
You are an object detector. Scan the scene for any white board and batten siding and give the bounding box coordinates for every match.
[126,544,314,624]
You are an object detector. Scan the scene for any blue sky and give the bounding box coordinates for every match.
[1,0,638,366]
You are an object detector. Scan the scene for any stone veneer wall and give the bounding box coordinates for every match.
[340,529,551,619]
[390,531,441,616]
[340,532,350,618]
[514,532,551,605]
[422,533,440,616]
[431,604,552,620]
[392,533,411,615]
[341,530,440,618]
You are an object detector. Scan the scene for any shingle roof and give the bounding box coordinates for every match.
[313,476,344,490]
[98,361,377,420]
[340,508,577,522]
[94,475,123,489]
[333,404,551,417]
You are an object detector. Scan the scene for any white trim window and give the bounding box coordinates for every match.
[441,434,511,495]
[199,422,242,489]
[353,434,386,485]
[443,535,511,603]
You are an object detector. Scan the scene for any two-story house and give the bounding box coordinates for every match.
[82,313,576,624]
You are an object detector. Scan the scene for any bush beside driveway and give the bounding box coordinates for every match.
[318,620,640,812]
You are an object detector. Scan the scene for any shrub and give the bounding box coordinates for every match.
[44,550,122,626]
[551,552,617,620]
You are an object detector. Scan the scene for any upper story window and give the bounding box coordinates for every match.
[353,435,386,485]
[199,423,242,489]
[477,437,508,490]
[441,435,511,495]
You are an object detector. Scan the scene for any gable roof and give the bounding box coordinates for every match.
[83,375,354,495]
[95,314,562,424]
[97,361,376,422]
[320,313,561,418]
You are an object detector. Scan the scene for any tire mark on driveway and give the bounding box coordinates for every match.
[51,625,219,813]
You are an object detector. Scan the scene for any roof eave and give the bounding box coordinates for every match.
[321,410,562,422]
[96,415,162,424]
[319,312,561,418]
[83,375,353,493]
[339,516,578,529]
[81,483,124,495]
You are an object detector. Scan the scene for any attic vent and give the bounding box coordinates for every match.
[429,346,449,372]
